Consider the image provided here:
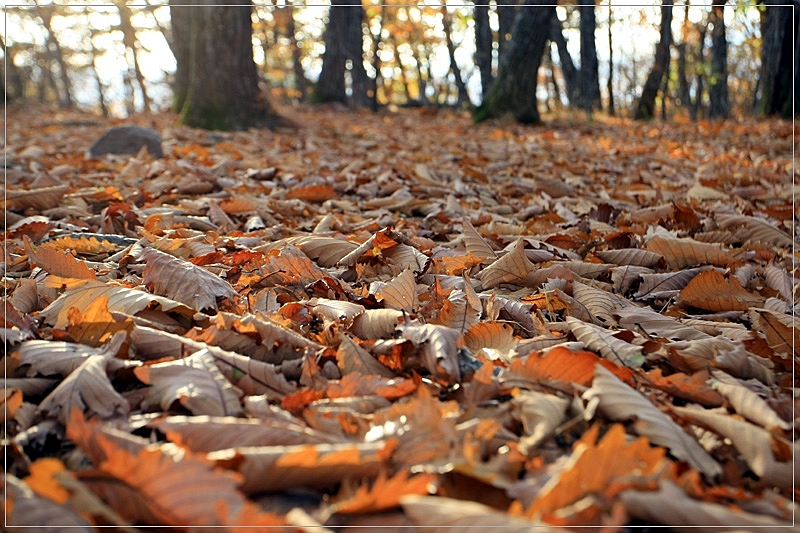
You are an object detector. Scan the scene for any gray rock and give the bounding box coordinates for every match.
[89,125,163,158]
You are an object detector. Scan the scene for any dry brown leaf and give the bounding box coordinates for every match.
[672,405,796,489]
[374,268,418,312]
[583,365,721,478]
[38,355,129,424]
[133,349,243,416]
[645,236,734,269]
[476,239,534,289]
[66,296,134,347]
[337,333,395,378]
[141,247,237,311]
[207,441,388,494]
[39,281,196,330]
[23,236,96,281]
[677,269,763,312]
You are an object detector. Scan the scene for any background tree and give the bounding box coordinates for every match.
[707,0,730,119]
[578,0,602,112]
[474,2,493,100]
[633,0,673,119]
[755,0,797,117]
[314,0,369,106]
[475,0,556,124]
[169,0,284,130]
[550,18,580,105]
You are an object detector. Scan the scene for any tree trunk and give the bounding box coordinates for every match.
[633,0,672,120]
[314,0,369,106]
[288,2,308,102]
[474,3,493,101]
[707,0,730,119]
[496,0,517,59]
[442,6,470,107]
[369,3,385,111]
[169,0,283,130]
[578,0,602,112]
[117,2,152,113]
[606,0,615,116]
[755,0,797,117]
[475,0,556,124]
[550,18,579,106]
[692,24,707,121]
[36,3,73,108]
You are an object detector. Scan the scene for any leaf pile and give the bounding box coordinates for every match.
[3,107,797,530]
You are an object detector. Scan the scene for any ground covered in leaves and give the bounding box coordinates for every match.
[2,105,797,531]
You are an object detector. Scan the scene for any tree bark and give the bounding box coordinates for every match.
[475,0,556,124]
[755,0,797,117]
[578,0,602,112]
[606,0,615,116]
[550,17,579,106]
[442,6,470,107]
[707,0,730,119]
[117,2,152,113]
[474,2,493,101]
[169,0,283,130]
[284,3,308,102]
[633,0,672,120]
[496,0,517,59]
[314,0,369,106]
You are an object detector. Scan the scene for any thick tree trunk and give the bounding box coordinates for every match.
[474,3,493,101]
[315,0,369,106]
[755,0,797,117]
[496,0,517,59]
[550,18,580,105]
[169,0,283,130]
[707,0,730,119]
[633,0,672,120]
[475,0,556,124]
[578,0,602,112]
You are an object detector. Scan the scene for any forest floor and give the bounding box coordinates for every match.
[3,104,797,530]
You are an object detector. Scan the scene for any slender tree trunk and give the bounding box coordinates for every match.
[550,18,579,106]
[288,2,308,101]
[36,3,73,107]
[633,0,672,120]
[707,0,730,119]
[474,2,493,101]
[475,0,556,124]
[578,0,602,112]
[606,0,615,115]
[370,3,384,110]
[0,35,24,101]
[117,2,152,113]
[692,24,707,120]
[442,6,470,107]
[169,0,283,130]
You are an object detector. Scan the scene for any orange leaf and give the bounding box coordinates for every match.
[66,295,134,347]
[286,183,337,202]
[525,424,670,520]
[333,470,437,514]
[507,346,633,387]
[23,458,71,505]
[677,269,763,312]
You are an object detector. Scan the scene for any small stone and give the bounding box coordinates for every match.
[89,125,163,158]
